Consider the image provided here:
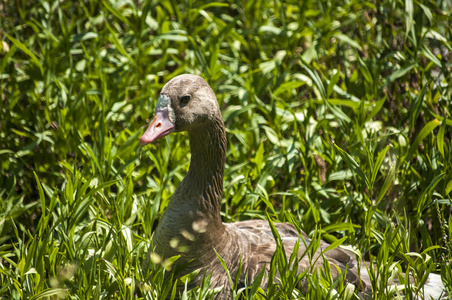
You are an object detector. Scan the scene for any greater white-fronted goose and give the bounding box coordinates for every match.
[140,74,446,299]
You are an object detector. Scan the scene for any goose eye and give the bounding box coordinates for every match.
[180,95,191,106]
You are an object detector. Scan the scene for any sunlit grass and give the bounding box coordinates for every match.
[1,0,451,299]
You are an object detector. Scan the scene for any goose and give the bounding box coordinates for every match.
[139,74,446,299]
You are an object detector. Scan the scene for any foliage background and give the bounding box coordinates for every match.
[1,0,451,299]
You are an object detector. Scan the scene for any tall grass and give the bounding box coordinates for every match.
[1,0,451,299]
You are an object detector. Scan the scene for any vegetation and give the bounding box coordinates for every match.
[1,0,451,298]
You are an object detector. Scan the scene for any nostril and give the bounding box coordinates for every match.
[156,123,161,128]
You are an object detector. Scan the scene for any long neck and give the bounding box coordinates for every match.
[186,116,226,220]
[154,114,227,257]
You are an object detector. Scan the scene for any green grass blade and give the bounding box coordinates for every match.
[404,119,441,164]
[5,34,43,75]
[334,144,370,189]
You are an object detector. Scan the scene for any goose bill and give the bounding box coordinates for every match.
[139,106,175,146]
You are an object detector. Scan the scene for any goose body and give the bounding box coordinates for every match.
[140,74,446,299]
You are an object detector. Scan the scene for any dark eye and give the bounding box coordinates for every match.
[180,95,191,106]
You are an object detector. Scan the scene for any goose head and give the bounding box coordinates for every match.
[139,74,220,146]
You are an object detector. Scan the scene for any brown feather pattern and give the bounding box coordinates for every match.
[142,74,446,299]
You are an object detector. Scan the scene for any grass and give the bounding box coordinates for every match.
[1,0,451,299]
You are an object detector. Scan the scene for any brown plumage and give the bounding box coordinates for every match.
[140,74,445,299]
